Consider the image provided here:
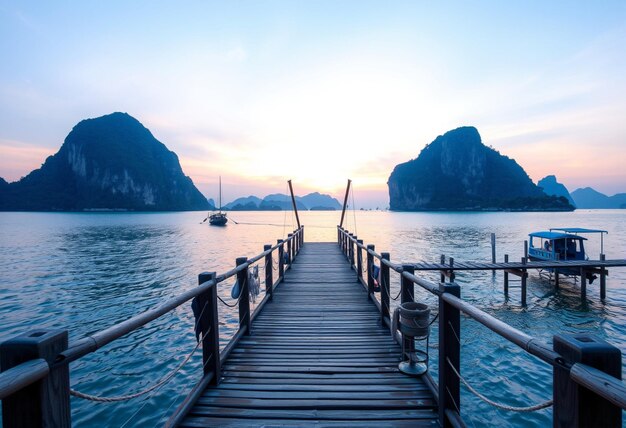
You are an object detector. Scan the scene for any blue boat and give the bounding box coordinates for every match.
[528,228,607,282]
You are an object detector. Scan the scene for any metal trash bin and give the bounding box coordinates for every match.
[398,302,430,376]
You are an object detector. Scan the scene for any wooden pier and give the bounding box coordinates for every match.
[1,225,625,428]
[178,242,438,427]
[413,256,626,305]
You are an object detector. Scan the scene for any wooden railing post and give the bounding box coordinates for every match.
[356,239,363,283]
[402,264,416,354]
[440,254,446,283]
[277,239,284,280]
[401,265,415,303]
[197,272,220,383]
[287,234,293,267]
[349,234,355,268]
[0,330,70,428]
[367,244,375,299]
[337,227,341,245]
[264,244,273,300]
[439,282,461,427]
[236,257,251,335]
[449,257,455,282]
[553,334,622,428]
[380,252,391,326]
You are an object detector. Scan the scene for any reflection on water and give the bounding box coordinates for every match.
[0,210,624,427]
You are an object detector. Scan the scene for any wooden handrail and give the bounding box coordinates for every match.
[58,227,302,365]
[340,226,561,365]
[337,225,625,427]
[440,292,562,366]
[570,362,626,408]
[0,359,49,400]
[1,227,304,423]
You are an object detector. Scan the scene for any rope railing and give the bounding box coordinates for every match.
[61,299,209,403]
[337,226,626,426]
[446,357,553,412]
[70,336,203,403]
[0,226,305,427]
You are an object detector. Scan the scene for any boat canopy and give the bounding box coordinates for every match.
[549,228,608,234]
[529,231,587,240]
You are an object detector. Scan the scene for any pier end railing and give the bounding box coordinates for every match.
[337,226,626,428]
[1,330,71,427]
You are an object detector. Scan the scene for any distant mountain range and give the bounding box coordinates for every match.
[537,175,625,209]
[0,113,209,211]
[223,192,341,211]
[388,127,573,211]
[570,187,626,209]
[537,175,576,207]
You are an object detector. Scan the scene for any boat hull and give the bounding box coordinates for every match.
[528,255,597,283]
[209,213,228,226]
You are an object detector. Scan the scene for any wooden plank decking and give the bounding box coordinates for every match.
[179,242,438,427]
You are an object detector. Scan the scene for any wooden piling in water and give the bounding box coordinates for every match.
[555,271,560,289]
[504,254,509,295]
[491,233,496,276]
[600,254,606,300]
[580,267,587,302]
[521,256,527,306]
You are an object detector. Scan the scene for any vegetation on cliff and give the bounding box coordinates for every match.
[388,127,574,211]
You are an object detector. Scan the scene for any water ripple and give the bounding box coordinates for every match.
[1,210,624,427]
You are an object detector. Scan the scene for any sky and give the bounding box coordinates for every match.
[1,1,625,208]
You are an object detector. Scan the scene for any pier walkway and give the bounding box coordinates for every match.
[2,225,624,428]
[179,242,438,427]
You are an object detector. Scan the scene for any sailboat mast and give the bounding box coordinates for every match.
[219,176,222,212]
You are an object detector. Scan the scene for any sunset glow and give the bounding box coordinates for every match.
[1,2,625,207]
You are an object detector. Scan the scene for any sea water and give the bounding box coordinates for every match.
[0,210,624,427]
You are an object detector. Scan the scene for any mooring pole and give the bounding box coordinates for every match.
[503,254,509,296]
[339,179,352,228]
[600,254,606,300]
[491,233,496,276]
[287,180,301,229]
